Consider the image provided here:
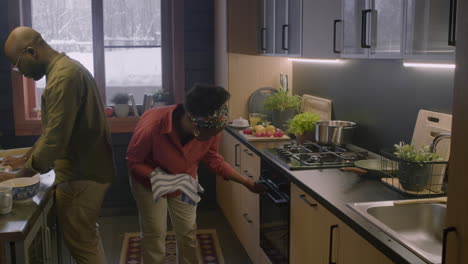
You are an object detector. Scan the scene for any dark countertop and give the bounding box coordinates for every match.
[0,171,55,242]
[225,127,427,264]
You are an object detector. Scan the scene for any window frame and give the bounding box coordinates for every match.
[8,0,185,135]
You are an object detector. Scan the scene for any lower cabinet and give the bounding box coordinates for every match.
[290,183,394,264]
[217,131,262,263]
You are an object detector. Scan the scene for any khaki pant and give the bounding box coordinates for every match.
[56,180,110,264]
[130,177,199,264]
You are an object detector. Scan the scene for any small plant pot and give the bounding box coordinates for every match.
[114,104,130,117]
[397,161,432,192]
[295,131,314,145]
[272,109,296,131]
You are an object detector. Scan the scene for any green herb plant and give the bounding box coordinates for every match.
[393,142,441,164]
[287,112,320,135]
[264,88,302,111]
[111,93,130,105]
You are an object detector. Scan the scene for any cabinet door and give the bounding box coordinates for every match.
[338,223,394,264]
[228,0,259,55]
[342,0,369,58]
[302,0,342,58]
[290,183,339,264]
[274,0,302,56]
[220,131,241,173]
[404,0,455,61]
[258,0,275,54]
[369,0,404,58]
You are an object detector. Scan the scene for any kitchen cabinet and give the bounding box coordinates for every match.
[217,130,262,263]
[227,0,259,55]
[301,0,343,58]
[403,0,456,61]
[341,0,404,59]
[290,183,394,264]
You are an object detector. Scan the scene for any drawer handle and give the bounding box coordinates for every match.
[243,149,253,156]
[329,224,339,264]
[442,226,456,264]
[299,194,317,207]
[242,213,253,223]
[243,170,254,179]
[234,144,240,167]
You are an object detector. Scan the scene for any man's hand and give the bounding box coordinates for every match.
[1,156,26,170]
[246,179,267,194]
[0,172,16,182]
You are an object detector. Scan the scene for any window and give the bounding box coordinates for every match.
[10,0,182,135]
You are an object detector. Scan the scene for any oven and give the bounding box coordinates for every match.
[259,159,290,264]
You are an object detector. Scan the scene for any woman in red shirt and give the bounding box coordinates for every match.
[127,84,263,263]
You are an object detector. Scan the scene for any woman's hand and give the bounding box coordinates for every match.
[1,156,26,170]
[246,179,267,194]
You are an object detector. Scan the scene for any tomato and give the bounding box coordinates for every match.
[274,131,285,137]
[104,107,114,117]
[243,128,253,135]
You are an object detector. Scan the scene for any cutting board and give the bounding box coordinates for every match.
[301,94,332,121]
[238,130,290,142]
[411,110,452,192]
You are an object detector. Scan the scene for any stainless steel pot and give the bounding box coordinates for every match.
[315,120,356,145]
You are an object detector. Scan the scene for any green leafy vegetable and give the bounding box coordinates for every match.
[393,142,441,163]
[264,88,302,111]
[287,112,320,135]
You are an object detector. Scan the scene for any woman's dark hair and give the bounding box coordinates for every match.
[184,83,230,116]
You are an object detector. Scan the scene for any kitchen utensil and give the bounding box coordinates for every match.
[0,186,12,214]
[411,110,451,192]
[301,94,332,121]
[231,117,249,128]
[393,197,447,205]
[0,175,40,201]
[248,87,277,121]
[129,94,139,117]
[238,130,290,142]
[341,159,393,177]
[280,72,288,92]
[315,120,356,146]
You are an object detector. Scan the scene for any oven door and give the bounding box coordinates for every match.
[259,175,290,264]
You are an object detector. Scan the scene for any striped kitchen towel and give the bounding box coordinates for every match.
[150,168,204,205]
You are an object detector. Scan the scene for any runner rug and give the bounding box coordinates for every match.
[119,229,225,264]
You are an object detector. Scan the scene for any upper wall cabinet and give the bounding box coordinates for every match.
[342,0,404,59]
[301,0,343,58]
[258,0,302,56]
[228,0,259,55]
[403,0,456,61]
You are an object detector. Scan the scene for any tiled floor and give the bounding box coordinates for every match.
[98,207,252,264]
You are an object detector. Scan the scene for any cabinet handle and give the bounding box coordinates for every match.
[299,194,318,207]
[243,170,254,178]
[261,27,267,50]
[333,20,342,54]
[235,144,240,167]
[448,0,457,46]
[242,213,253,223]
[361,9,372,48]
[442,226,456,264]
[45,226,52,259]
[328,224,338,264]
[243,149,253,156]
[282,24,289,50]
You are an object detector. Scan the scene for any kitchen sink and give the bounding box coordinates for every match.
[348,200,447,264]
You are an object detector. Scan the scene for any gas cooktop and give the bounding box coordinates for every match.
[264,142,368,170]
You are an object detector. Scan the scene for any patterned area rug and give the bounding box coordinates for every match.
[119,229,225,264]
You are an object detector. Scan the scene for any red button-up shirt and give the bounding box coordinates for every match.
[126,105,235,191]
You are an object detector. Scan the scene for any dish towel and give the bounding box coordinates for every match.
[150,168,204,206]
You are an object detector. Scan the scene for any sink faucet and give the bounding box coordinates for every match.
[430,133,451,153]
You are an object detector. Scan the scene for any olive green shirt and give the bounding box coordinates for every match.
[24,53,114,184]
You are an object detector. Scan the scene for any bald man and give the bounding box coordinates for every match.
[3,27,114,264]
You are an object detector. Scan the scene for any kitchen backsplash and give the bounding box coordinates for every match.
[293,59,454,153]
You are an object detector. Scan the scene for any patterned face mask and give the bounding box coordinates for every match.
[189,104,229,128]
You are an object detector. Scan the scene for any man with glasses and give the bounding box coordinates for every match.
[2,27,115,264]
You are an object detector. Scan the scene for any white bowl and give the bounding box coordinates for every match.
[0,175,40,201]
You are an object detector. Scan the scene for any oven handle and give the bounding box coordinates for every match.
[258,179,289,204]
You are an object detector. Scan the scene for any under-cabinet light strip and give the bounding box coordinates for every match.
[403,62,456,69]
[288,58,344,64]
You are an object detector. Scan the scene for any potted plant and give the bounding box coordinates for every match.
[393,142,441,191]
[152,90,173,108]
[264,88,302,131]
[111,93,130,117]
[287,112,320,144]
